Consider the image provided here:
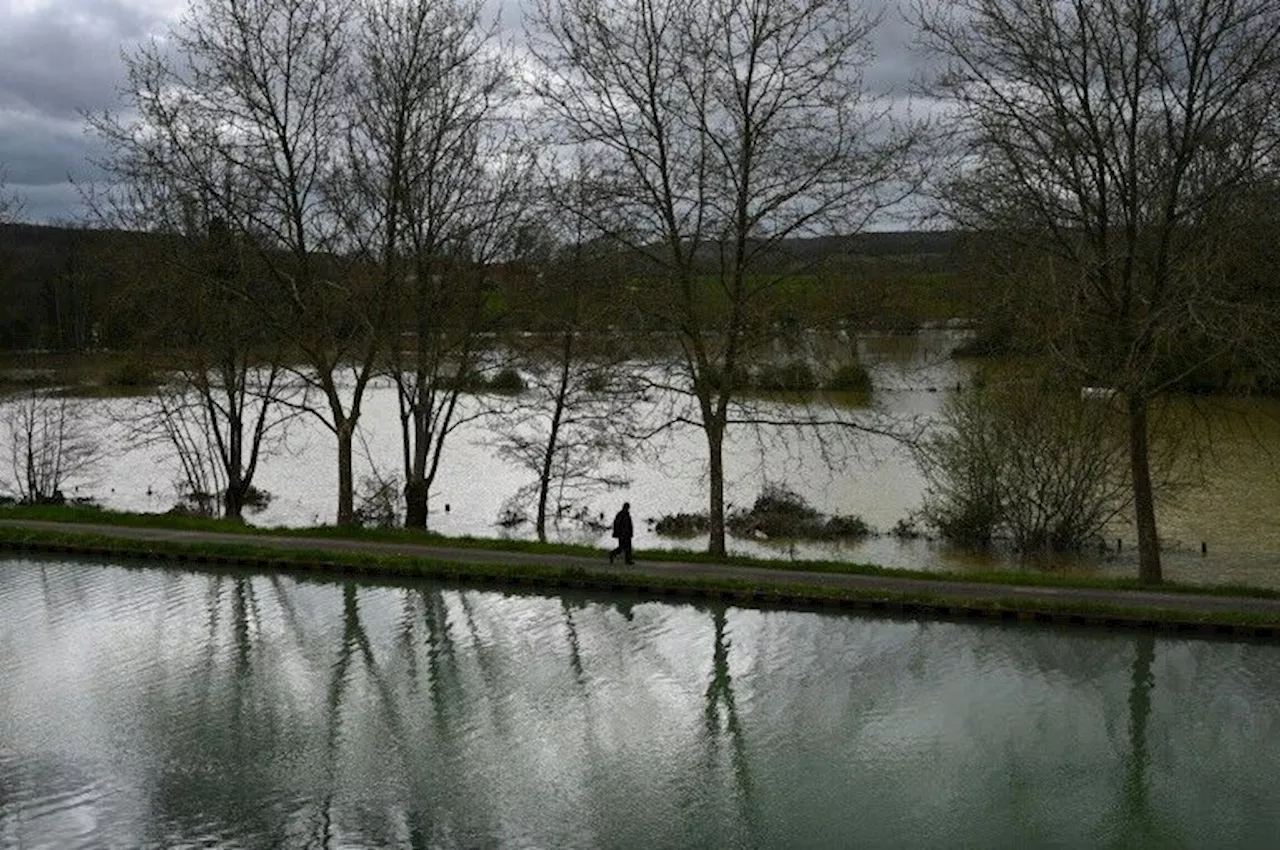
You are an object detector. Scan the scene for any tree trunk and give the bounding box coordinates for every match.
[535,400,569,543]
[535,441,554,542]
[225,405,244,519]
[707,422,727,557]
[403,397,431,529]
[536,332,575,543]
[223,418,245,520]
[224,476,245,519]
[1127,393,1162,584]
[404,478,428,528]
[336,421,356,527]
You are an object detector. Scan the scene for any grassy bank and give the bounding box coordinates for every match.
[1,518,1278,639]
[2,504,1280,639]
[2,503,1278,600]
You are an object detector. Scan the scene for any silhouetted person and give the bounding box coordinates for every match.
[609,501,634,565]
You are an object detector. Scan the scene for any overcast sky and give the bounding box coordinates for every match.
[0,0,181,223]
[0,0,921,226]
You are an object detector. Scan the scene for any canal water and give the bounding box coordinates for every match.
[2,556,1279,848]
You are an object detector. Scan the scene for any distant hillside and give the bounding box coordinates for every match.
[0,223,965,262]
[781,230,959,259]
[0,222,964,351]
[0,223,155,350]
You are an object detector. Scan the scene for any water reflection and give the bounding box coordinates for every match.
[1110,634,1159,849]
[702,604,756,848]
[3,557,1280,848]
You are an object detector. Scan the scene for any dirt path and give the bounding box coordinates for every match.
[3,519,1280,635]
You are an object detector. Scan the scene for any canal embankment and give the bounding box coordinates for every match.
[3,518,1280,640]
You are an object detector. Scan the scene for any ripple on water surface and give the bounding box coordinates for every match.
[0,750,113,850]
[5,557,1280,849]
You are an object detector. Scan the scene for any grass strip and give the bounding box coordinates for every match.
[3,503,1278,601]
[1,525,1277,639]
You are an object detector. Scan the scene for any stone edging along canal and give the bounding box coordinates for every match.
[2,519,1280,641]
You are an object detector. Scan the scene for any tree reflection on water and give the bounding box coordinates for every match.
[3,560,1280,848]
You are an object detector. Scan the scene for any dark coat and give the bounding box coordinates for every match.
[612,507,633,540]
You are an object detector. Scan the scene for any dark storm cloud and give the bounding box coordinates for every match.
[869,3,928,93]
[0,0,176,221]
[0,0,165,118]
[0,111,97,185]
[16,182,88,226]
[0,0,928,223]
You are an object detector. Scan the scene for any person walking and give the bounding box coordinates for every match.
[609,501,634,565]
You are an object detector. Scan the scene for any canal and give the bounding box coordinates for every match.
[2,555,1278,848]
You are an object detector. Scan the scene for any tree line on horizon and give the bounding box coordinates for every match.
[0,220,961,351]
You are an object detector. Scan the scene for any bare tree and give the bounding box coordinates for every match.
[490,209,646,541]
[916,0,1280,582]
[89,0,388,526]
[117,353,301,520]
[528,0,922,555]
[162,222,303,519]
[918,376,1135,551]
[85,120,304,521]
[341,0,530,528]
[0,390,100,504]
[0,163,23,224]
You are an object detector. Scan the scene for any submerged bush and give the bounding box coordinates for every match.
[890,515,923,540]
[915,377,1133,552]
[441,366,526,393]
[725,483,870,541]
[102,358,157,389]
[172,483,272,519]
[354,475,401,528]
[651,485,874,542]
[486,367,526,393]
[825,362,873,393]
[654,512,709,536]
[731,359,873,394]
[241,485,272,513]
[755,361,818,392]
[728,484,819,537]
[171,490,216,517]
[822,514,871,539]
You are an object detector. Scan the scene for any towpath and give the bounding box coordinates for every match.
[2,518,1279,636]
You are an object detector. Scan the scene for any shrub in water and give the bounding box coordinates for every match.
[825,362,872,393]
[755,361,818,392]
[241,485,272,513]
[915,375,1135,551]
[654,512,710,537]
[890,515,923,540]
[354,475,401,528]
[486,368,526,393]
[726,484,808,537]
[726,484,872,540]
[103,358,157,388]
[821,514,871,539]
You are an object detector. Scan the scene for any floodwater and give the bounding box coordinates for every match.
[2,556,1279,849]
[17,330,1280,587]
